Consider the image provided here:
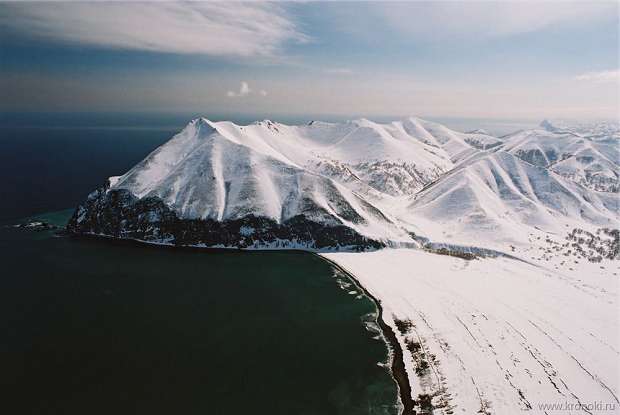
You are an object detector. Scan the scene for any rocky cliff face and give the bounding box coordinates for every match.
[67,182,384,251]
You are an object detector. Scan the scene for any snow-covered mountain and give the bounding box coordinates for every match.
[68,116,619,253]
[406,150,617,246]
[502,122,619,192]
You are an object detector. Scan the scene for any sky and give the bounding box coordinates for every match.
[0,1,618,121]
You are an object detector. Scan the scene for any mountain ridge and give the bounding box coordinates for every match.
[68,116,619,254]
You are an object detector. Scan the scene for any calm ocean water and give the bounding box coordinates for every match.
[0,115,398,414]
[0,125,176,221]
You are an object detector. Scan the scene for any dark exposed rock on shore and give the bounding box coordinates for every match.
[67,184,384,251]
[9,221,57,232]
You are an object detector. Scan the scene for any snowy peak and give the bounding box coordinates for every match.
[538,118,620,140]
[540,119,556,132]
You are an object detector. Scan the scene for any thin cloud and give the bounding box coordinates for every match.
[227,82,267,98]
[574,69,619,83]
[364,2,617,40]
[0,2,307,57]
[324,68,353,75]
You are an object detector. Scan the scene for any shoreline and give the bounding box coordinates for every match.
[45,229,416,414]
[318,254,415,415]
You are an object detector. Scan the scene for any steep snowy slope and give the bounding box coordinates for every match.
[167,118,462,197]
[503,123,619,192]
[290,118,454,196]
[290,117,500,196]
[406,150,618,247]
[405,117,502,162]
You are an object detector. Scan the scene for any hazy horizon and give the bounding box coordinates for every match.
[0,110,549,136]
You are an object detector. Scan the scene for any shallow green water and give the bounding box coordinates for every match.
[1,211,397,415]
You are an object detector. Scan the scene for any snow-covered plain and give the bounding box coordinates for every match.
[323,249,619,414]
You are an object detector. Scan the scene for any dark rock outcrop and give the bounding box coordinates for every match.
[67,184,384,251]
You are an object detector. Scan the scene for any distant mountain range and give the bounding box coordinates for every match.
[68,117,618,253]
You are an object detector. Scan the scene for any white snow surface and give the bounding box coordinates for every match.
[323,249,620,414]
